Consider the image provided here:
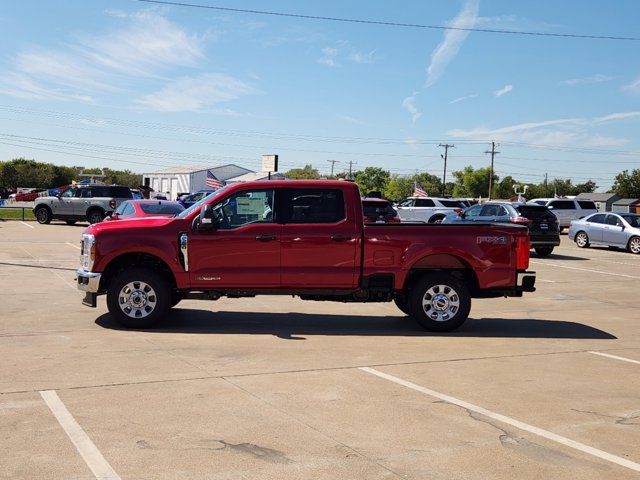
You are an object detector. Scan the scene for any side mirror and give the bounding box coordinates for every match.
[198,204,219,230]
[56,192,61,198]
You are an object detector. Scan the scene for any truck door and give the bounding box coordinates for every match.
[188,188,281,288]
[280,187,358,288]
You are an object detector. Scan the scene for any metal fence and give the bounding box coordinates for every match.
[0,205,34,221]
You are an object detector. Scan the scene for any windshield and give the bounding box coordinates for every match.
[621,214,640,228]
[177,186,229,219]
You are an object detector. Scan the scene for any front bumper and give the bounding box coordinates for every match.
[76,269,101,307]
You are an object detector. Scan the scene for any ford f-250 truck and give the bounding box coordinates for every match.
[76,180,535,332]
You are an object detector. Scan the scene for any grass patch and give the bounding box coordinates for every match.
[0,207,36,221]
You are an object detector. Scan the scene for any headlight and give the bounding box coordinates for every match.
[80,234,96,271]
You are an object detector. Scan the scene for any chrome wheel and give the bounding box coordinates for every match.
[36,208,49,223]
[576,232,589,248]
[88,211,103,224]
[118,281,157,319]
[630,237,640,254]
[422,284,460,322]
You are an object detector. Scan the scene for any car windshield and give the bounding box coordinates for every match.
[621,214,640,227]
[139,203,185,215]
[177,186,229,219]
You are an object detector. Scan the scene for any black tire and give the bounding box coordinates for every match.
[65,220,77,225]
[106,267,171,328]
[429,215,445,224]
[393,294,411,316]
[171,291,183,308]
[87,209,105,224]
[628,236,640,255]
[407,273,471,332]
[35,206,52,224]
[575,231,589,248]
[534,247,554,257]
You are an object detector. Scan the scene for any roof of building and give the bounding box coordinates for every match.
[227,171,286,183]
[612,198,640,205]
[152,165,219,174]
[575,192,620,201]
[145,164,254,181]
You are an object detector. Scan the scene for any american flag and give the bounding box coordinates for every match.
[413,181,428,198]
[206,170,224,190]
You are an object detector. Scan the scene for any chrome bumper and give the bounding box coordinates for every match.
[76,269,101,293]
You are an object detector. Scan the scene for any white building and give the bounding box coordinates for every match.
[142,164,253,200]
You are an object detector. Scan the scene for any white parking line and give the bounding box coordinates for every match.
[532,261,640,280]
[360,367,640,473]
[40,390,121,480]
[19,221,34,229]
[589,351,640,365]
[66,242,81,250]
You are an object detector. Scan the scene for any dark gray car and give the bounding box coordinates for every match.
[34,185,132,225]
[444,201,561,256]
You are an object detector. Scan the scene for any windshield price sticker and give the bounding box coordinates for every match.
[236,197,265,215]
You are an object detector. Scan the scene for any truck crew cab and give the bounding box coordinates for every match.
[77,181,535,332]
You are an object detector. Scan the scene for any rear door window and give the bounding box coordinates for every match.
[283,189,346,224]
[588,213,606,223]
[415,199,435,207]
[578,201,596,209]
[480,204,508,217]
[549,200,575,210]
[362,201,395,218]
[109,187,133,198]
[439,200,463,208]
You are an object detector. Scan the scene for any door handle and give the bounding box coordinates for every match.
[255,235,276,242]
[331,235,352,242]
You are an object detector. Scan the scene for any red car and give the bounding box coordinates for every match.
[77,180,535,332]
[362,198,401,223]
[105,200,184,221]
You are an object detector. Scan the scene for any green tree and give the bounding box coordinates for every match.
[353,167,390,196]
[104,169,143,188]
[384,176,413,201]
[452,167,498,199]
[612,169,640,197]
[284,164,320,179]
[413,172,443,196]
[52,165,81,187]
[493,175,519,199]
[0,158,54,189]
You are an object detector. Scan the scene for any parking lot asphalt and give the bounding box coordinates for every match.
[1,220,639,479]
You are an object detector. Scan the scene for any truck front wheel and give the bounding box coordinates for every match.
[408,273,471,332]
[393,294,411,316]
[106,267,171,328]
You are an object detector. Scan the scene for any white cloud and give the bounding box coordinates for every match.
[348,50,378,64]
[493,84,513,97]
[337,114,370,126]
[446,111,637,147]
[136,73,256,112]
[426,0,479,87]
[561,74,614,86]
[318,47,339,67]
[622,76,640,95]
[402,93,422,123]
[0,10,207,103]
[449,93,478,104]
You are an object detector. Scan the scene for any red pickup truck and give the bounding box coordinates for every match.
[77,180,535,332]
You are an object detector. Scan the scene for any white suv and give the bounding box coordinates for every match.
[529,198,598,228]
[395,197,465,223]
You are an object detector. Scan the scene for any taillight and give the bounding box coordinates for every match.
[515,235,530,270]
[510,216,532,225]
[109,199,116,209]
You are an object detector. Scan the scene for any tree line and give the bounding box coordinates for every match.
[285,164,640,201]
[0,158,142,189]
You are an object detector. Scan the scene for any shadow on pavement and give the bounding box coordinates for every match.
[531,253,588,261]
[96,310,616,340]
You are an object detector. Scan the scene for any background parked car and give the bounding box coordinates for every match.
[33,185,132,225]
[445,201,560,256]
[568,212,640,254]
[394,197,466,223]
[529,198,598,228]
[105,199,185,221]
[179,189,216,208]
[362,198,400,223]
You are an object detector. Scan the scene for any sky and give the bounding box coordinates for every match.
[0,0,639,191]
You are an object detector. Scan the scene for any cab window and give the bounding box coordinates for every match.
[213,189,274,229]
[282,188,345,224]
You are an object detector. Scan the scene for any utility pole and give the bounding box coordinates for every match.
[326,159,340,177]
[347,160,357,180]
[484,141,500,200]
[544,173,548,197]
[438,143,454,197]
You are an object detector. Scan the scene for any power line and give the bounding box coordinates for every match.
[137,0,640,41]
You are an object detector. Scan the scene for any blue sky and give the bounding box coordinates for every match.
[0,0,639,190]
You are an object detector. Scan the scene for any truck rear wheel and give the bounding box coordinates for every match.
[35,206,52,224]
[106,267,170,328]
[408,273,471,332]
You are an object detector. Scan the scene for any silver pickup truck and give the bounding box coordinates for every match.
[34,185,132,225]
